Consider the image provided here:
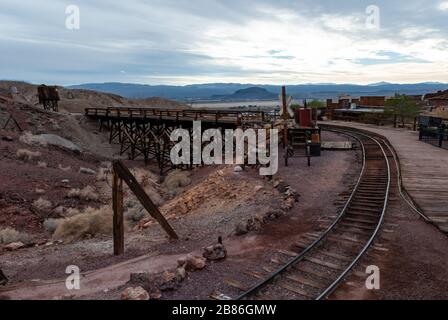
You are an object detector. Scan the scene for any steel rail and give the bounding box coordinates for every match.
[237,128,391,301]
[315,131,391,300]
[236,130,367,300]
[382,139,430,222]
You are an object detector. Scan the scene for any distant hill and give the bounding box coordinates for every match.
[211,87,277,101]
[68,82,448,101]
[0,81,187,113]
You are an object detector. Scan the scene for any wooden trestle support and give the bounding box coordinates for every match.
[87,108,274,174]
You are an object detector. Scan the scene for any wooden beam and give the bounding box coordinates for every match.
[112,168,124,256]
[112,160,179,240]
[281,86,288,121]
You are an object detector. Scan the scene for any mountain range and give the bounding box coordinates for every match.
[67,82,448,101]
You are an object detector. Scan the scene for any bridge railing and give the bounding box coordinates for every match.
[85,107,273,125]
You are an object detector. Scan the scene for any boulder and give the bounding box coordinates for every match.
[178,255,206,271]
[285,187,300,201]
[129,272,163,300]
[130,272,151,285]
[175,266,186,282]
[0,269,8,286]
[121,287,150,301]
[235,222,248,236]
[4,242,25,251]
[159,271,179,292]
[233,166,243,173]
[282,197,295,210]
[276,182,289,193]
[265,209,285,221]
[246,218,263,232]
[79,167,96,175]
[38,134,82,153]
[203,244,227,261]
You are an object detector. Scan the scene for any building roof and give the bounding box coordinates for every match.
[424,90,448,100]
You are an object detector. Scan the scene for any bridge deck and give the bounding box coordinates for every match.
[327,121,448,234]
[85,107,274,126]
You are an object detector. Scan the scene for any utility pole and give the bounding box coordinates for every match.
[282,86,288,120]
[282,86,288,147]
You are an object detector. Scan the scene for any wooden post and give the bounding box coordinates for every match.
[113,160,179,240]
[282,86,288,148]
[112,169,124,256]
[282,86,288,121]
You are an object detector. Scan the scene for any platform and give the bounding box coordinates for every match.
[324,121,448,234]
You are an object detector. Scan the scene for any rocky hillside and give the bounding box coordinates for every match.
[0,81,188,113]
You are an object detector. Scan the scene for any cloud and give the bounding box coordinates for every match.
[438,1,448,11]
[0,0,448,85]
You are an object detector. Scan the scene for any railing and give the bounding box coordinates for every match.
[418,115,448,149]
[85,107,276,125]
[419,125,448,150]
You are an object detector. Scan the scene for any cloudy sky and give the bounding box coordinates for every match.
[2,0,448,85]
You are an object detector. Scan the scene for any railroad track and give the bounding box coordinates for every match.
[237,129,392,300]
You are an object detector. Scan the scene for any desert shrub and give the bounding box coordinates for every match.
[37,161,48,168]
[124,201,147,222]
[19,132,47,147]
[43,218,60,234]
[31,198,52,213]
[142,186,164,206]
[52,206,113,242]
[54,206,65,216]
[64,208,81,217]
[16,149,41,162]
[0,228,26,244]
[131,168,164,206]
[163,170,192,189]
[67,186,99,201]
[55,206,81,218]
[49,119,61,130]
[96,167,111,182]
[132,168,159,185]
[162,170,192,197]
[35,188,45,195]
[100,161,111,168]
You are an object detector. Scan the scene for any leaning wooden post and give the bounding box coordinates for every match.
[112,168,124,256]
[113,160,179,240]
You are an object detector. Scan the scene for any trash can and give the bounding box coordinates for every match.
[309,143,321,157]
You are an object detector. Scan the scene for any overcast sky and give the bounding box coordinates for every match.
[2,0,448,85]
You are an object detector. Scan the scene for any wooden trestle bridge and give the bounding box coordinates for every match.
[85,107,278,173]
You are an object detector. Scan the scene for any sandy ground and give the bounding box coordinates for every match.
[1,103,447,301]
[0,130,361,300]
